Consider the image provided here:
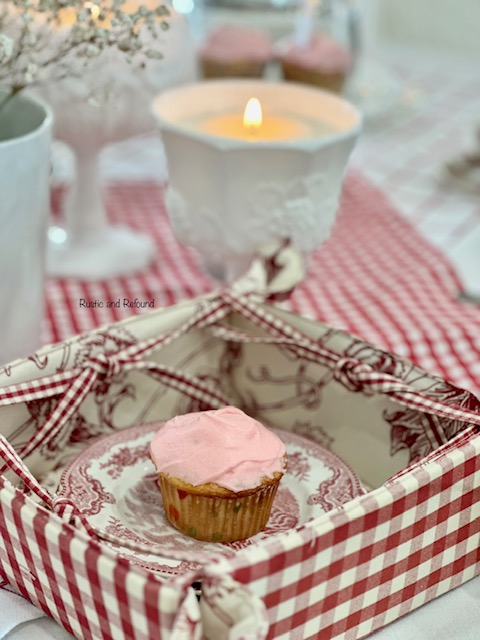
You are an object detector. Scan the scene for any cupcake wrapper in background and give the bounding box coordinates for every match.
[200,59,267,79]
[281,61,347,93]
[158,474,281,543]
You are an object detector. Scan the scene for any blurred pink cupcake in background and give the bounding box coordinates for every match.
[199,24,274,79]
[278,33,352,93]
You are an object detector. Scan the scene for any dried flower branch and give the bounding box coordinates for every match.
[0,0,170,103]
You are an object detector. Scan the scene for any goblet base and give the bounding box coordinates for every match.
[47,225,155,280]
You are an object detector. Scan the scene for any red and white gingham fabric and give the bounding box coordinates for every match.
[46,172,480,396]
[4,47,479,640]
[3,271,480,640]
[0,477,201,639]
[204,425,480,640]
[7,286,480,488]
[0,169,460,639]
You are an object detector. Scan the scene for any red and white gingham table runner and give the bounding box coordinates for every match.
[46,171,480,397]
[0,169,478,640]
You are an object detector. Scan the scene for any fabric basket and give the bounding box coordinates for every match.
[1,247,480,640]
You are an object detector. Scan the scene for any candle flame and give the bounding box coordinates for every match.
[243,97,262,130]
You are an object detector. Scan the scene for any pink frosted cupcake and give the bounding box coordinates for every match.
[279,33,352,93]
[199,24,274,78]
[150,406,286,542]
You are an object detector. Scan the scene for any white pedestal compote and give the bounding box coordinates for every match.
[44,9,197,280]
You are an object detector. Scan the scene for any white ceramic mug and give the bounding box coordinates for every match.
[0,89,53,366]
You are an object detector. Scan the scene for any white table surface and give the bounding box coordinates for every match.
[2,46,480,640]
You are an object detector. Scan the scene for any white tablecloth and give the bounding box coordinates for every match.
[1,572,480,639]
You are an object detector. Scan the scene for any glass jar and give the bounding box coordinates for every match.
[192,0,357,89]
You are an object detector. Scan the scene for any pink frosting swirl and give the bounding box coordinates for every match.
[150,406,286,491]
[281,34,352,73]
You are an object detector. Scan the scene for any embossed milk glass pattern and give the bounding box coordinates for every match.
[153,80,362,281]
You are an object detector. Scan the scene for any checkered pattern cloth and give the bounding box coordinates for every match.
[4,48,478,640]
[2,195,480,638]
[350,50,480,302]
[204,424,480,639]
[46,172,480,398]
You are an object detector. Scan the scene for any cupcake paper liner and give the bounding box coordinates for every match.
[281,61,347,93]
[158,474,281,543]
[200,58,267,79]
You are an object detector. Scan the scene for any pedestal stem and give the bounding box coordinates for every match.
[65,147,108,241]
[47,144,156,280]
